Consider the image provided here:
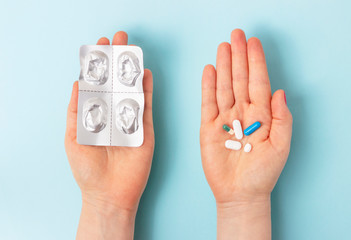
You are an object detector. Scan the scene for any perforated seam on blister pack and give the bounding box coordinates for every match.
[78,90,144,94]
[109,48,114,146]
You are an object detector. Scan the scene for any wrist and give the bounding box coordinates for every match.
[76,194,138,240]
[216,193,271,218]
[82,193,139,217]
[216,194,271,240]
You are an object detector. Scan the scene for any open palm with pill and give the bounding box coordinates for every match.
[64,31,154,239]
[200,29,293,213]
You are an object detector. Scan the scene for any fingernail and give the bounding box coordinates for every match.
[284,91,287,104]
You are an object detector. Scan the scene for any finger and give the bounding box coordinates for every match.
[97,37,110,45]
[231,29,249,105]
[248,37,271,108]
[65,81,79,142]
[201,64,218,123]
[216,42,234,112]
[143,69,153,128]
[269,90,293,155]
[112,31,128,45]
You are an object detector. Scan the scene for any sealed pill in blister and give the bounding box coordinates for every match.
[77,45,144,147]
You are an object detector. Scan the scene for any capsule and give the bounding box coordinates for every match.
[244,121,261,136]
[232,120,243,140]
[223,124,234,135]
[225,140,242,150]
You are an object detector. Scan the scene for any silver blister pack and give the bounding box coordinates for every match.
[77,45,144,147]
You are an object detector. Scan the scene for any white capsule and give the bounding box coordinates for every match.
[225,140,242,150]
[244,143,252,153]
[233,120,243,140]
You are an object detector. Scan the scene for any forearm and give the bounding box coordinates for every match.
[76,198,137,240]
[217,195,271,240]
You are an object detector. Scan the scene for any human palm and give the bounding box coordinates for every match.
[65,31,154,212]
[200,29,292,204]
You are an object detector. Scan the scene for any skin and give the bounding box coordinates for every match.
[65,31,154,240]
[200,29,293,239]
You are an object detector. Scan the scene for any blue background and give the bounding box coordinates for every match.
[0,0,350,239]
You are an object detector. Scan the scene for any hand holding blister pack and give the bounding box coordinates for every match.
[77,45,144,146]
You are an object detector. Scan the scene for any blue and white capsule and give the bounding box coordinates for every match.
[244,121,261,136]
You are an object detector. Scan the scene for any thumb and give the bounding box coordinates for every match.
[65,81,79,143]
[269,90,293,155]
